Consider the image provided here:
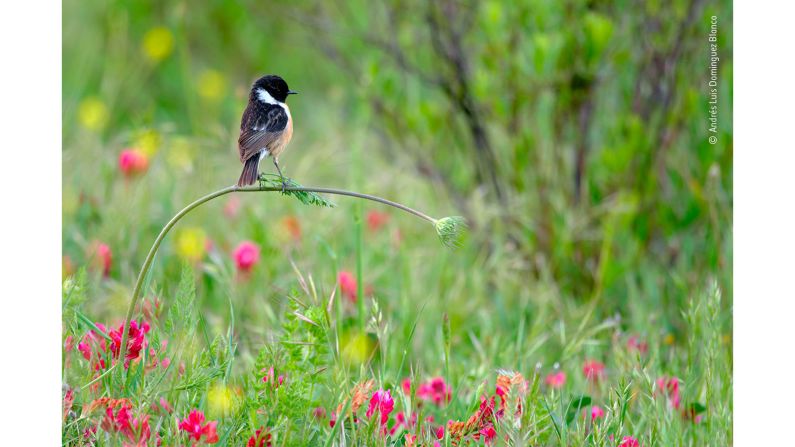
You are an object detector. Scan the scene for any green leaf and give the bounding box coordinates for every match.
[258,174,336,208]
[565,395,592,424]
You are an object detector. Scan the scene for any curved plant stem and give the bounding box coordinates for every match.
[117,183,439,367]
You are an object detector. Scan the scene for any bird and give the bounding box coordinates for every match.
[236,74,298,187]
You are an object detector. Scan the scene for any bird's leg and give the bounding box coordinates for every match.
[273,158,287,192]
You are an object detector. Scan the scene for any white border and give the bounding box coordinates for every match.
[735,1,795,444]
[0,1,62,444]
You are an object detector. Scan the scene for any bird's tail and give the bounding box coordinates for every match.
[237,157,260,186]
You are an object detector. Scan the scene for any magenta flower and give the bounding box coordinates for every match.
[545,371,566,388]
[366,389,395,426]
[416,377,452,406]
[178,409,219,444]
[233,241,260,273]
[479,424,497,445]
[118,149,149,177]
[589,405,605,421]
[618,436,639,447]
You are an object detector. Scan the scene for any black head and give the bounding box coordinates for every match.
[251,74,297,103]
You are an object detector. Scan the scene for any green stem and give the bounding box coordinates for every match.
[117,183,439,368]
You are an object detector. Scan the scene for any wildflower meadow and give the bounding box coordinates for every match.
[62,1,733,446]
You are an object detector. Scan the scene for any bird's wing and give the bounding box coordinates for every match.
[238,105,289,162]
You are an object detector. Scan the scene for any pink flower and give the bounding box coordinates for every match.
[401,378,412,394]
[233,241,260,272]
[627,335,648,355]
[656,376,682,409]
[223,197,241,219]
[582,360,606,382]
[261,367,284,388]
[158,397,173,414]
[416,377,452,406]
[545,371,566,388]
[178,409,218,444]
[89,242,112,277]
[118,149,149,177]
[618,436,639,447]
[366,210,389,232]
[589,405,605,420]
[338,271,357,303]
[313,407,327,420]
[435,425,445,440]
[366,389,395,426]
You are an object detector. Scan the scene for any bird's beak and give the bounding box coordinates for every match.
[287,90,299,95]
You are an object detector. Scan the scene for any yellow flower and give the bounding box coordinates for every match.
[134,129,161,157]
[142,27,174,62]
[340,331,377,366]
[663,333,675,345]
[78,97,109,131]
[175,227,207,262]
[207,383,238,417]
[197,69,227,101]
[167,136,195,172]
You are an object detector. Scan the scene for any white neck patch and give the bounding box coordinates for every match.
[256,88,281,105]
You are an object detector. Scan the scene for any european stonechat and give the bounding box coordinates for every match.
[237,74,297,187]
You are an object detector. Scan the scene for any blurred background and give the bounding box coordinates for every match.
[63,0,732,401]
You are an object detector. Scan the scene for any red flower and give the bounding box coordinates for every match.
[108,319,151,368]
[366,210,389,232]
[435,425,445,440]
[366,389,395,426]
[247,427,272,447]
[582,360,606,382]
[178,409,218,444]
[337,271,357,303]
[416,377,452,406]
[618,436,639,447]
[545,371,566,388]
[119,149,149,177]
[101,402,151,446]
[233,241,260,273]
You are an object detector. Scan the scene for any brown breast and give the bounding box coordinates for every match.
[271,105,293,158]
